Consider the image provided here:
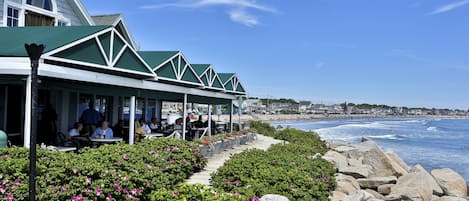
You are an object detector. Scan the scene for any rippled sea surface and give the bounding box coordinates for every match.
[270,118,469,184]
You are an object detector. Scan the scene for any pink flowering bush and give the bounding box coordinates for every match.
[0,138,206,200]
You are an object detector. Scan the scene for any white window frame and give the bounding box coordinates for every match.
[24,0,57,15]
[56,16,70,26]
[3,1,25,27]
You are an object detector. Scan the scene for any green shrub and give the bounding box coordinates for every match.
[210,148,335,201]
[210,121,335,200]
[150,184,248,201]
[0,138,207,201]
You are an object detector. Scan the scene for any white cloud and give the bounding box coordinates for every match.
[141,0,275,26]
[428,0,469,15]
[228,9,259,27]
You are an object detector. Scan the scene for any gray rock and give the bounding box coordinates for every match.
[357,176,397,189]
[365,189,385,199]
[431,168,468,198]
[334,145,357,153]
[259,194,289,201]
[335,173,361,195]
[348,157,364,167]
[377,184,395,195]
[330,191,346,201]
[431,196,468,201]
[385,150,409,172]
[340,165,373,178]
[384,190,430,201]
[409,165,443,196]
[323,150,348,169]
[389,165,434,201]
[342,141,406,177]
[342,190,375,201]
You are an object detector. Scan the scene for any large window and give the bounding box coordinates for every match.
[6,7,19,27]
[26,0,53,11]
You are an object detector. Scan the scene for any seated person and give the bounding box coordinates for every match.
[67,122,90,146]
[134,120,146,142]
[149,117,159,131]
[174,118,183,130]
[193,115,204,128]
[92,121,113,139]
[113,120,126,138]
[139,118,151,134]
[68,122,83,138]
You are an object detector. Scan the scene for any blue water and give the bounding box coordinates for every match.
[270,118,469,184]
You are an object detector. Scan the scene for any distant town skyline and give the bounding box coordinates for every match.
[82,0,469,109]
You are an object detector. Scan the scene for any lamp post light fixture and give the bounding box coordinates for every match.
[24,43,44,201]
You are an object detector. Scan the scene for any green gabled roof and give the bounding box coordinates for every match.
[0,26,110,57]
[218,73,235,84]
[192,64,211,76]
[138,51,179,68]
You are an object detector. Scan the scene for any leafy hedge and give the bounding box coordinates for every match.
[0,138,207,201]
[210,121,336,200]
[150,184,250,201]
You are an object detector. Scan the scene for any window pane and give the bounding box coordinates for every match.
[27,0,32,4]
[7,18,12,27]
[44,0,52,11]
[13,19,18,27]
[7,7,12,17]
[13,9,19,18]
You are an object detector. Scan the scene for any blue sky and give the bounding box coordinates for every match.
[82,0,469,109]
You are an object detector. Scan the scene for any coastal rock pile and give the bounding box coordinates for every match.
[325,140,468,201]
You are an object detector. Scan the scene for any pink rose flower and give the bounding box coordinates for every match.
[95,188,103,196]
[85,177,92,183]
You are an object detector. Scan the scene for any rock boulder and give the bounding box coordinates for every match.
[342,141,406,177]
[377,184,394,195]
[357,176,397,189]
[385,150,409,173]
[342,190,375,201]
[388,165,434,201]
[431,196,468,201]
[323,150,348,169]
[431,168,467,198]
[409,165,443,196]
[335,173,360,195]
[340,165,373,178]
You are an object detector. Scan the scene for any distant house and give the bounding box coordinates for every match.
[298,101,312,113]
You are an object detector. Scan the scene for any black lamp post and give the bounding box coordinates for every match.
[24,43,44,201]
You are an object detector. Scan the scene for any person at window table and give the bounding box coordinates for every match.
[134,120,146,142]
[92,121,113,139]
[139,118,151,134]
[68,122,83,138]
[174,118,183,130]
[149,117,159,131]
[113,120,126,138]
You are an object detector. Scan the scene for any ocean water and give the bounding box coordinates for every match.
[270,118,469,184]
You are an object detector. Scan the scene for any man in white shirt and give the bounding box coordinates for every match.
[149,117,159,131]
[140,118,151,134]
